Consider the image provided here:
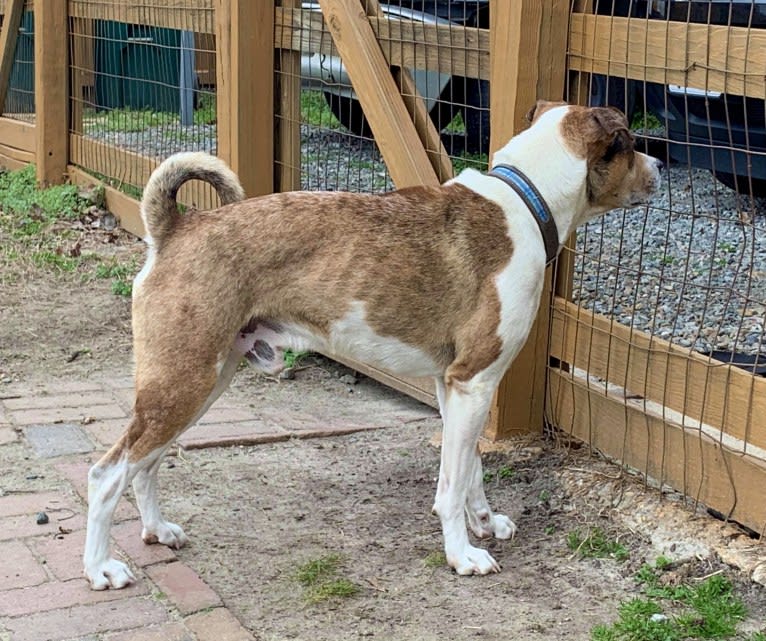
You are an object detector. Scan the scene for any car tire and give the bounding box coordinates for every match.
[715,172,766,198]
[324,77,464,141]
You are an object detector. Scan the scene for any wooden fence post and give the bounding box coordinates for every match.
[215,0,274,197]
[35,0,69,186]
[484,0,569,440]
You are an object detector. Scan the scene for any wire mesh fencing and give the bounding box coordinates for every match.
[68,0,218,206]
[550,0,766,535]
[1,1,34,120]
[274,0,490,193]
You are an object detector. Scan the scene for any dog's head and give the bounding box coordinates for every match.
[526,100,662,218]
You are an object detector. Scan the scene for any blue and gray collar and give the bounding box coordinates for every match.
[487,164,560,264]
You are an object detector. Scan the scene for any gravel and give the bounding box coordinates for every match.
[85,122,766,360]
[576,164,766,358]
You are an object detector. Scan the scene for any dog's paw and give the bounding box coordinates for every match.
[448,545,501,576]
[492,513,517,540]
[467,510,517,540]
[84,558,136,590]
[142,521,188,549]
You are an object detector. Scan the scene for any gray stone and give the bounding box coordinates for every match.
[24,423,95,458]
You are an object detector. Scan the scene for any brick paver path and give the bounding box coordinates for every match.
[0,376,436,640]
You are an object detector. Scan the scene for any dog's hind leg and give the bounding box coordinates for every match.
[434,378,515,545]
[84,349,239,590]
[131,348,240,549]
[464,449,516,540]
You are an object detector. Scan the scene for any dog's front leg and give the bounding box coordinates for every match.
[465,450,516,540]
[432,377,501,575]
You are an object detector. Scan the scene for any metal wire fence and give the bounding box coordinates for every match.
[67,0,217,204]
[549,0,766,535]
[274,0,490,193]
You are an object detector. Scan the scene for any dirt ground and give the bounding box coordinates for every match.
[2,224,765,641]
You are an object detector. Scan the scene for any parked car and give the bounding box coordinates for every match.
[300,1,489,153]
[590,0,766,196]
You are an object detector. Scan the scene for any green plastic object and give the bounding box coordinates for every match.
[94,20,181,113]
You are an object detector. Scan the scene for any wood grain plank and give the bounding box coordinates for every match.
[0,0,24,111]
[34,0,69,185]
[317,0,438,188]
[548,369,766,536]
[549,297,766,452]
[0,115,33,151]
[569,14,766,100]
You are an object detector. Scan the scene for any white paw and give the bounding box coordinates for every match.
[85,558,136,590]
[448,545,501,576]
[142,521,188,549]
[467,510,517,540]
[492,513,517,540]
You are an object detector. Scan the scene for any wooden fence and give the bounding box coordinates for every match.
[0,0,764,536]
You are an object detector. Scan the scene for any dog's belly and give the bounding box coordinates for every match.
[235,303,443,378]
[327,313,443,378]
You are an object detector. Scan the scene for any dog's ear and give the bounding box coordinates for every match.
[591,106,630,136]
[526,100,568,124]
[590,107,634,160]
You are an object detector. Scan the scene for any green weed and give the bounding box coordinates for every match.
[283,349,310,368]
[0,165,136,295]
[567,527,629,562]
[484,464,515,484]
[294,553,359,604]
[85,107,177,133]
[452,151,488,173]
[194,92,217,126]
[94,259,137,297]
[631,111,663,131]
[0,165,92,235]
[594,562,753,641]
[423,550,447,568]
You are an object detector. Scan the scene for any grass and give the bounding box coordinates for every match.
[301,90,342,129]
[452,151,489,174]
[0,164,139,294]
[84,93,217,135]
[95,259,138,297]
[483,464,515,483]
[631,111,663,131]
[567,527,629,562]
[283,349,310,369]
[591,560,760,641]
[423,550,447,568]
[294,553,359,604]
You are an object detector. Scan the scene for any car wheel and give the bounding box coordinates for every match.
[462,78,490,155]
[323,77,463,141]
[715,172,766,198]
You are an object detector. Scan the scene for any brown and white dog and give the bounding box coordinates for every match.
[83,101,662,589]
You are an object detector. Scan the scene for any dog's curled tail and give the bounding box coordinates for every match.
[141,151,245,248]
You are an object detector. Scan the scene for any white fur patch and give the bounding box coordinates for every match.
[132,242,156,294]
[329,301,441,377]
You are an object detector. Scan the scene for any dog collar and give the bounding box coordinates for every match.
[487,164,559,265]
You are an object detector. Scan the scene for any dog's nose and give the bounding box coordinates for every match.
[654,157,664,172]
